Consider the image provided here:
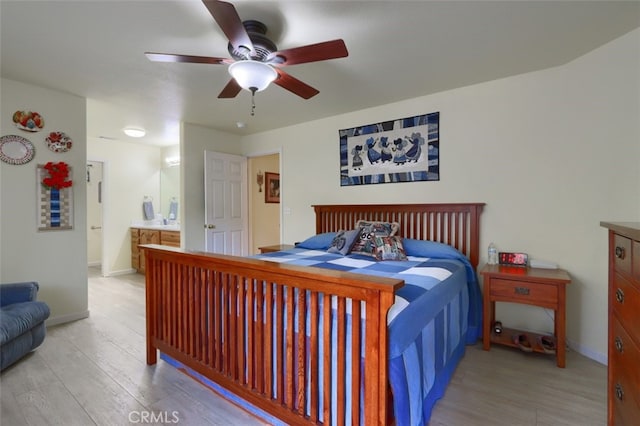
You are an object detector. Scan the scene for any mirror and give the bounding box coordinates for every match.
[160,162,180,223]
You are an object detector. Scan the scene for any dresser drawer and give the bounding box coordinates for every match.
[490,278,558,308]
[633,240,640,283]
[611,319,640,397]
[611,329,640,426]
[612,273,640,344]
[613,393,640,426]
[613,234,632,277]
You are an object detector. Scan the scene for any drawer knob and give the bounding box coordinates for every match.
[615,246,625,259]
[615,383,624,401]
[614,336,624,353]
[615,288,625,304]
[514,287,530,296]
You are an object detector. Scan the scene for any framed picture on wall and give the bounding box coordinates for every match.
[339,111,439,186]
[265,172,280,203]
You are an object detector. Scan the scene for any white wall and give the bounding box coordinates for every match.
[181,122,242,252]
[233,29,639,362]
[87,135,161,275]
[0,78,89,325]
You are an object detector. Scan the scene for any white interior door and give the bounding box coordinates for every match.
[204,151,248,255]
[86,161,103,268]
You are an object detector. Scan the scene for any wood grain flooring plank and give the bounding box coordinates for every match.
[1,268,607,425]
[14,381,95,426]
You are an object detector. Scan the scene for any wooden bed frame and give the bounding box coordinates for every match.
[144,203,483,425]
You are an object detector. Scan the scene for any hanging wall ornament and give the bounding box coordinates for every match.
[0,134,35,165]
[12,110,45,132]
[45,131,73,153]
[37,162,73,231]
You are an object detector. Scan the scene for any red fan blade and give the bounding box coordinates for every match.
[273,69,319,99]
[218,79,242,98]
[145,52,231,65]
[202,0,253,56]
[268,39,348,66]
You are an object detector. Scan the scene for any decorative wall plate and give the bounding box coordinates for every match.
[45,131,73,153]
[12,110,45,132]
[0,134,35,165]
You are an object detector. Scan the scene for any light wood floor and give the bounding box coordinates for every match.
[1,268,607,425]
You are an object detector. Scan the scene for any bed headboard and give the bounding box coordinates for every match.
[313,203,485,269]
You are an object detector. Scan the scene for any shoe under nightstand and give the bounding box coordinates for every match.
[480,264,571,367]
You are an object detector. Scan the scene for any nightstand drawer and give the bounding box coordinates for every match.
[490,278,558,308]
[612,273,640,344]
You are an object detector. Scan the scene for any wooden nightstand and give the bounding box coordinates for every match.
[480,264,571,367]
[258,244,295,254]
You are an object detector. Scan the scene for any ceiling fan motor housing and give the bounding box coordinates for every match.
[228,20,277,61]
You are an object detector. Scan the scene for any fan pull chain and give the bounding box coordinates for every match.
[250,87,257,116]
[251,92,256,116]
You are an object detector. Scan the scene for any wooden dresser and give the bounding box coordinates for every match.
[131,227,180,273]
[601,222,640,425]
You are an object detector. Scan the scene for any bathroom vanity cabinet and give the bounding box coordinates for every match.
[131,227,180,273]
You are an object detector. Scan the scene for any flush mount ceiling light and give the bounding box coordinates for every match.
[123,127,146,138]
[165,156,180,167]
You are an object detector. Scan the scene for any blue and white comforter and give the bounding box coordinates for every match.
[253,237,482,426]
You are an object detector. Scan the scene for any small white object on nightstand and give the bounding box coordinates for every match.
[529,259,558,269]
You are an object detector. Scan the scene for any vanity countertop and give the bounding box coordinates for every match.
[131,222,180,231]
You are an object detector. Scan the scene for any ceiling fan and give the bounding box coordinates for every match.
[145,0,348,111]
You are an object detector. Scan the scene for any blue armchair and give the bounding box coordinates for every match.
[1,282,50,371]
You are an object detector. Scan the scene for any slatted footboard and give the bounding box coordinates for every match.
[145,247,402,425]
[144,203,483,425]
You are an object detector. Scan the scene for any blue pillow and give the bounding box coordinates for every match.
[402,238,465,259]
[327,229,360,255]
[295,232,337,250]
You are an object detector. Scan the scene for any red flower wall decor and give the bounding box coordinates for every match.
[41,161,73,190]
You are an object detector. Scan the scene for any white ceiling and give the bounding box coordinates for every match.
[1,0,639,146]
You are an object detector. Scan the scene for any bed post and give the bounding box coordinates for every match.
[145,251,157,365]
[468,203,484,269]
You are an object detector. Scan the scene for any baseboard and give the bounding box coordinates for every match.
[45,309,90,327]
[87,261,101,267]
[566,338,607,366]
[106,268,137,277]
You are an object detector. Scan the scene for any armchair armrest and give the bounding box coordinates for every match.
[0,282,40,307]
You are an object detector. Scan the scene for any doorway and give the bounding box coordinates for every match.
[86,161,104,274]
[203,151,248,255]
[248,153,280,254]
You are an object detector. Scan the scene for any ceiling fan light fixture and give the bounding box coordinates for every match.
[229,60,277,92]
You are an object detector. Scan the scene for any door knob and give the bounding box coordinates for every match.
[206,224,216,229]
